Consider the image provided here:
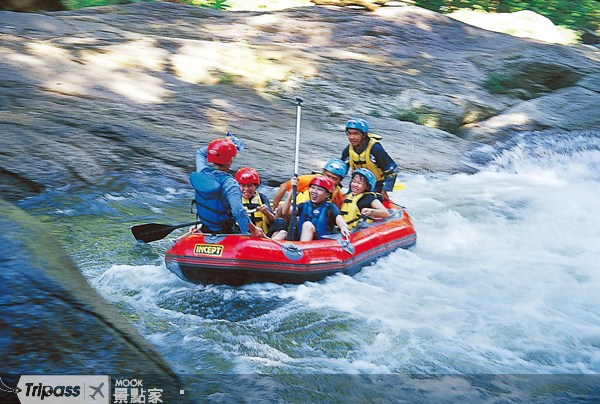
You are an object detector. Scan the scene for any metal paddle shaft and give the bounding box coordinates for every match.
[131,221,202,243]
[294,97,303,176]
[288,97,303,241]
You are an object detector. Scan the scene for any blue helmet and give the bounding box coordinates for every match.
[353,168,376,192]
[323,158,348,179]
[345,118,369,134]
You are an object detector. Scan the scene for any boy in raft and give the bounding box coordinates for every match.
[341,118,398,201]
[272,175,350,242]
[341,168,391,230]
[189,134,264,237]
[270,158,348,211]
[234,167,286,237]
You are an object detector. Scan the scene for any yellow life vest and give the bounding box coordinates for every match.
[348,136,385,181]
[340,192,376,230]
[242,193,269,233]
[295,188,311,205]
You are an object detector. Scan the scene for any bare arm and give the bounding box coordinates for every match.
[249,222,265,238]
[335,215,350,237]
[257,203,275,225]
[271,183,289,210]
[361,198,390,219]
[280,189,294,217]
[279,177,298,217]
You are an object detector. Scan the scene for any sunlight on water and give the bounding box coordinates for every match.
[276,132,600,375]
[22,132,598,393]
[86,132,599,379]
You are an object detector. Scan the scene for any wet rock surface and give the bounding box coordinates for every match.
[0,2,598,202]
[0,200,181,389]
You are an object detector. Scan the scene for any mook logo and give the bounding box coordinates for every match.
[15,375,109,404]
[113,378,165,404]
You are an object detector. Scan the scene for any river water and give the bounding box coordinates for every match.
[16,130,600,401]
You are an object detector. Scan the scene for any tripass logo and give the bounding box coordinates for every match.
[11,375,109,404]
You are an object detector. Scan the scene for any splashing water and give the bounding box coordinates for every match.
[17,131,600,399]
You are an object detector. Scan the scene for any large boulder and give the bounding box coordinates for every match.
[463,86,600,141]
[0,2,598,199]
[0,199,181,398]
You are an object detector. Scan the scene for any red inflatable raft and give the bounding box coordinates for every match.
[165,200,416,286]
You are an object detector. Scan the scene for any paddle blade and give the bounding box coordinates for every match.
[131,223,177,243]
[393,182,406,191]
[339,239,355,255]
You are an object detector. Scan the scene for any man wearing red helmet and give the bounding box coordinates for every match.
[189,136,264,237]
[272,175,350,242]
[235,167,286,236]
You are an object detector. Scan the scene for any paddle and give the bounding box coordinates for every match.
[131,221,201,243]
[131,208,257,243]
[287,96,303,241]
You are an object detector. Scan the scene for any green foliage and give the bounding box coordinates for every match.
[177,0,230,10]
[217,71,234,84]
[413,0,599,31]
[391,106,433,125]
[483,71,514,94]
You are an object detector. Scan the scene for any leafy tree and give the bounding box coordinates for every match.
[413,0,599,31]
[177,0,229,10]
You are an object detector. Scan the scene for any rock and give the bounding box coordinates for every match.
[0,199,181,393]
[448,9,579,45]
[581,28,600,45]
[0,2,598,199]
[484,58,582,100]
[463,86,600,142]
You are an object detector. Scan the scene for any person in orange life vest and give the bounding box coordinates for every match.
[340,168,390,230]
[341,118,398,201]
[235,167,286,237]
[271,158,348,211]
[271,175,350,242]
[189,135,264,237]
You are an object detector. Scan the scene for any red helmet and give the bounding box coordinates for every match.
[235,167,260,185]
[309,175,335,194]
[207,138,237,166]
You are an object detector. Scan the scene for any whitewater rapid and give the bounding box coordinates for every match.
[85,131,600,382]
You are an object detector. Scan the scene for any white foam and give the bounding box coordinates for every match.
[90,133,600,375]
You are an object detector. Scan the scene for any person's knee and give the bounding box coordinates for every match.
[302,221,314,231]
[300,222,315,241]
[271,230,287,241]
